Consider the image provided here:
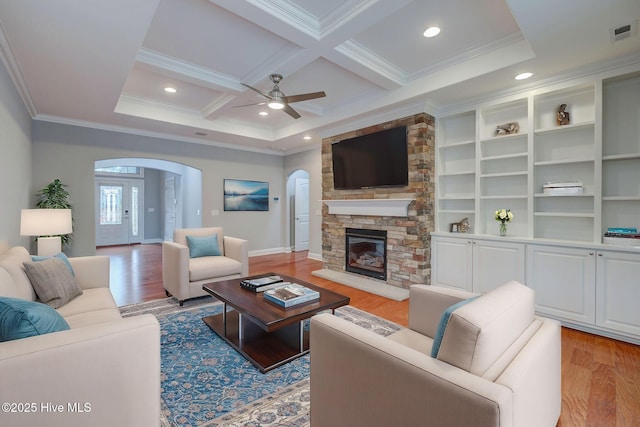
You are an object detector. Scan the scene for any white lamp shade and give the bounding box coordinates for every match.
[20,209,72,236]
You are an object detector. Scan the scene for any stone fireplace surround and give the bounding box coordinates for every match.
[320,113,435,290]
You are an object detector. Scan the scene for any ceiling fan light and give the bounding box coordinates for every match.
[268,100,285,110]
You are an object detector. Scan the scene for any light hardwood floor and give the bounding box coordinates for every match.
[98,244,640,427]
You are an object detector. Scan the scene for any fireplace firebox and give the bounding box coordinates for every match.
[345,228,387,280]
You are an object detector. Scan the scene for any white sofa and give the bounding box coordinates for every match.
[310,281,561,427]
[0,246,160,427]
[162,227,248,305]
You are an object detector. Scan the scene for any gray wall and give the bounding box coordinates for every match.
[143,168,163,241]
[32,121,286,256]
[283,147,322,260]
[0,58,32,250]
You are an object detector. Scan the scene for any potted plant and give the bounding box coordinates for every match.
[35,179,73,247]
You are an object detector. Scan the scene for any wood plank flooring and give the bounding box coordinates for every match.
[98,243,640,427]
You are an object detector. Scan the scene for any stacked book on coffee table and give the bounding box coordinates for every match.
[263,283,320,308]
[240,275,284,292]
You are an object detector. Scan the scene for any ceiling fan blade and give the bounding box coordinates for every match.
[284,91,326,103]
[241,83,271,99]
[283,103,301,119]
[232,102,267,108]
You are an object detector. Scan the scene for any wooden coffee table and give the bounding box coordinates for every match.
[202,273,350,372]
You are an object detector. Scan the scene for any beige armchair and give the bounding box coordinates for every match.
[162,227,248,305]
[310,281,561,427]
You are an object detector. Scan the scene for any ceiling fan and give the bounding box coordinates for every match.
[236,74,326,119]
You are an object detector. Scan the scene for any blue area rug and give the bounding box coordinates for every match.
[120,297,403,426]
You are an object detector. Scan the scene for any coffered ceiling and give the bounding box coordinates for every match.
[0,0,639,154]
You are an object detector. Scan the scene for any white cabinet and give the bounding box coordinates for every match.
[526,244,596,324]
[526,243,640,343]
[432,235,525,293]
[596,250,640,337]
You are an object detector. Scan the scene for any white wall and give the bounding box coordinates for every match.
[283,147,323,260]
[31,121,286,256]
[0,58,32,249]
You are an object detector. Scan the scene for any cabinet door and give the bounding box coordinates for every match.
[473,240,525,293]
[526,244,596,324]
[596,250,640,337]
[431,237,472,291]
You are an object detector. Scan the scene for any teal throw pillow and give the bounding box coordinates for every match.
[0,297,70,342]
[431,296,480,358]
[186,234,221,258]
[31,252,75,276]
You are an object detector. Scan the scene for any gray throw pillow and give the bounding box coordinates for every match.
[23,258,83,308]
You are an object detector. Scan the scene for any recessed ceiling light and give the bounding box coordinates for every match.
[303,136,311,140]
[515,72,533,80]
[164,87,177,93]
[423,27,441,38]
[259,111,268,116]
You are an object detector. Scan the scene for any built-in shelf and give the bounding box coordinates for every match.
[481,153,528,161]
[533,121,595,135]
[439,170,475,177]
[534,158,594,166]
[439,209,475,214]
[534,212,595,218]
[439,139,475,148]
[603,196,640,201]
[535,193,595,197]
[439,194,475,200]
[602,153,640,161]
[480,195,528,200]
[480,171,528,178]
[322,199,414,217]
[480,133,527,143]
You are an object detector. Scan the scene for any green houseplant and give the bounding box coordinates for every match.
[35,179,73,247]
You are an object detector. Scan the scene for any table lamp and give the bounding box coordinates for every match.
[20,209,72,256]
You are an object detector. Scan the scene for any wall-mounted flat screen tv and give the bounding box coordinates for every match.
[331,125,408,190]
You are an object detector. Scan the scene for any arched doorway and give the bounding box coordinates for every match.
[94,158,202,246]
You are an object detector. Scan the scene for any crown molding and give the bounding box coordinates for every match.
[334,39,406,85]
[0,20,37,117]
[247,0,320,39]
[137,48,244,92]
[319,0,377,39]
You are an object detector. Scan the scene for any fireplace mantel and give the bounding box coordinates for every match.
[322,199,414,217]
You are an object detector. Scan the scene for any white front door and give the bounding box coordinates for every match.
[294,178,309,251]
[96,180,142,246]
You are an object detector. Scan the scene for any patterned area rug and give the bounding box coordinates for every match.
[120,296,403,426]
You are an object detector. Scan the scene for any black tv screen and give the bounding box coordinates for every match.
[331,126,408,190]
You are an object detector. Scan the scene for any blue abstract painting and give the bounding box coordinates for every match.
[224,179,269,211]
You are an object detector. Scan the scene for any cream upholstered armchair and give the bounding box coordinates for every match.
[162,227,248,305]
[310,281,561,427]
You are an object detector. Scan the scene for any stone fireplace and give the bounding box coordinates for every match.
[345,228,387,280]
[321,113,435,290]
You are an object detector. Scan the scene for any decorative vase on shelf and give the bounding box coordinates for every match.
[499,222,507,236]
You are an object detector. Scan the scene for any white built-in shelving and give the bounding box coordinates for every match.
[433,68,640,344]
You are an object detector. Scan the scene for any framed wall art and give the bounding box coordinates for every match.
[223,179,269,211]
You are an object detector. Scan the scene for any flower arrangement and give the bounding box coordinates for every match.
[495,208,513,236]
